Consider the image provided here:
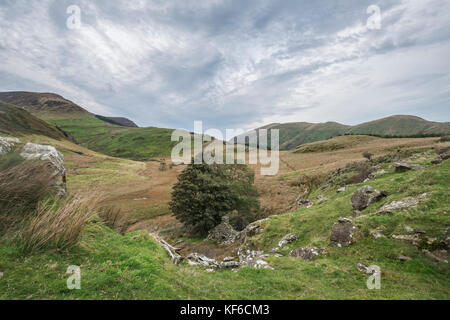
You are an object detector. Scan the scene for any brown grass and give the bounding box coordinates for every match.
[18,191,99,252]
[98,206,130,235]
[0,154,55,234]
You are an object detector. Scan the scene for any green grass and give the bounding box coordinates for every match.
[0,152,449,299]
[51,118,178,160]
[0,101,66,140]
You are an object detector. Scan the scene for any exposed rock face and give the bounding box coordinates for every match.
[351,186,382,211]
[20,142,66,196]
[431,156,442,164]
[298,200,313,208]
[394,162,423,172]
[289,247,323,261]
[207,216,239,244]
[378,197,420,213]
[422,249,449,264]
[0,136,20,155]
[278,233,299,247]
[330,218,355,247]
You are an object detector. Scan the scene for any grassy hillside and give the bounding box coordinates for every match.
[237,116,450,150]
[0,145,449,299]
[347,115,450,137]
[0,91,182,160]
[50,118,178,160]
[0,91,92,120]
[0,101,67,140]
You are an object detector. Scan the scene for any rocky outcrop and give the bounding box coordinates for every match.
[237,249,273,270]
[20,142,66,196]
[278,233,299,247]
[0,136,20,155]
[330,218,355,247]
[394,162,423,172]
[289,247,324,261]
[378,197,419,213]
[351,186,382,211]
[207,216,239,244]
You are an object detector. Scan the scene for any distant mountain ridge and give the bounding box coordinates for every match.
[95,115,138,128]
[236,115,450,150]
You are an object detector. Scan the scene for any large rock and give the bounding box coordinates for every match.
[394,162,423,172]
[289,247,323,261]
[207,216,239,244]
[20,142,66,196]
[330,217,355,247]
[351,186,382,211]
[0,136,20,155]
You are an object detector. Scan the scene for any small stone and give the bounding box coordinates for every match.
[269,247,279,253]
[356,263,371,274]
[337,187,346,193]
[278,233,299,247]
[0,271,3,279]
[404,226,414,233]
[398,255,412,262]
[415,228,426,234]
[205,269,215,272]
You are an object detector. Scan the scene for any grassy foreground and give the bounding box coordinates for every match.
[0,148,448,299]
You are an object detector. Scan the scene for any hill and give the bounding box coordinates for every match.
[347,115,450,137]
[0,91,92,120]
[0,91,178,160]
[236,116,450,150]
[0,100,68,140]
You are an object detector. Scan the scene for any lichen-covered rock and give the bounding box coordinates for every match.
[207,216,239,244]
[378,197,420,213]
[330,217,355,247]
[0,136,20,155]
[394,162,423,172]
[289,247,323,261]
[278,233,299,247]
[351,185,382,211]
[20,142,66,196]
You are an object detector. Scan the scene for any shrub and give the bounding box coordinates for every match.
[362,151,373,160]
[169,162,260,235]
[18,191,98,252]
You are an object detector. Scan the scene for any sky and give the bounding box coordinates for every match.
[0,0,449,132]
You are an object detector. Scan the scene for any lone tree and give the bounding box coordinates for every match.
[362,151,374,161]
[169,162,260,235]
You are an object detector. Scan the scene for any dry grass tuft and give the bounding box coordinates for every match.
[98,206,130,235]
[18,191,100,252]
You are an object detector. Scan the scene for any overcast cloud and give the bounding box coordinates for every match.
[0,0,449,132]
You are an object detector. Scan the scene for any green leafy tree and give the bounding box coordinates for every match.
[169,162,260,235]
